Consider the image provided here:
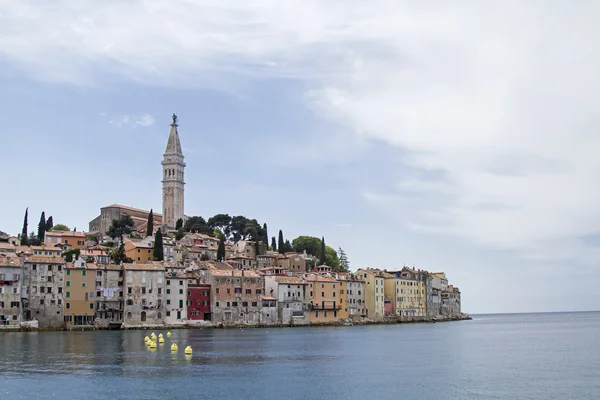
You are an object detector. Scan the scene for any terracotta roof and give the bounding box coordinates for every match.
[15,246,32,254]
[305,274,338,283]
[0,243,17,251]
[30,245,62,251]
[261,296,277,301]
[65,262,100,270]
[0,256,21,268]
[122,263,165,271]
[45,231,86,237]
[271,276,307,285]
[24,256,65,264]
[210,269,261,278]
[102,204,163,217]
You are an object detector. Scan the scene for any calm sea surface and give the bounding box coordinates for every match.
[1,312,599,400]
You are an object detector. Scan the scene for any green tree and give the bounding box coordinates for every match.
[338,247,350,271]
[175,218,184,230]
[63,249,81,262]
[207,214,232,238]
[85,256,95,264]
[37,211,46,241]
[153,229,164,261]
[217,235,226,261]
[320,237,326,265]
[28,232,41,246]
[291,236,321,256]
[325,246,340,270]
[45,216,53,232]
[86,234,99,243]
[111,243,132,264]
[146,209,154,237]
[107,215,135,243]
[278,230,285,254]
[175,228,185,241]
[20,208,29,246]
[51,224,70,232]
[271,236,277,251]
[262,223,268,248]
[230,216,249,242]
[284,240,292,253]
[184,216,213,235]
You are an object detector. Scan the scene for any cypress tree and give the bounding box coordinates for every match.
[284,240,292,253]
[153,229,164,261]
[271,236,277,251]
[37,211,46,241]
[320,236,326,265]
[217,235,226,261]
[262,223,268,248]
[175,218,183,230]
[278,230,284,254]
[45,216,53,232]
[21,208,29,246]
[146,209,154,237]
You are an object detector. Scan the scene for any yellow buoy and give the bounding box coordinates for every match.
[149,341,157,349]
[144,336,150,342]
[167,332,172,337]
[184,346,192,355]
[151,332,157,339]
[159,337,165,344]
[171,343,178,352]
[158,334,164,339]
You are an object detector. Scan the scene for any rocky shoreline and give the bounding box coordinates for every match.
[1,314,471,332]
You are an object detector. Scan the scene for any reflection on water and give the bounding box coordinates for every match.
[1,313,599,400]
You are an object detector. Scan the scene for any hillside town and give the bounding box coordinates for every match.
[0,115,465,330]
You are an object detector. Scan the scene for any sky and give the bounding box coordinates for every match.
[1,1,599,314]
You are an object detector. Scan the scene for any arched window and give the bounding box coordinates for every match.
[157,312,162,320]
[126,312,132,319]
[141,311,147,322]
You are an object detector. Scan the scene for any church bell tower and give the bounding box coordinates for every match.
[161,113,185,230]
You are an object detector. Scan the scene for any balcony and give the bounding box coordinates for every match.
[309,303,341,311]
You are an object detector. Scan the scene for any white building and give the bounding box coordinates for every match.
[264,275,309,325]
[123,263,165,327]
[0,256,22,328]
[164,272,188,325]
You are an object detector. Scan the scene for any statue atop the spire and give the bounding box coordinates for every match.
[171,113,178,125]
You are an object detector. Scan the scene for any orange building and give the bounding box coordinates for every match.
[64,259,97,326]
[124,241,153,263]
[44,231,87,249]
[305,274,341,324]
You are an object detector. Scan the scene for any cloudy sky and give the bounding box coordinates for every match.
[1,1,599,314]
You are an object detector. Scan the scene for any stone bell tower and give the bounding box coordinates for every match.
[161,113,185,230]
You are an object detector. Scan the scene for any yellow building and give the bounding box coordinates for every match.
[124,240,153,263]
[337,277,349,320]
[306,274,340,324]
[381,271,397,316]
[64,259,97,326]
[356,268,385,321]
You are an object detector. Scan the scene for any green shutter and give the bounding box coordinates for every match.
[66,292,70,298]
[66,281,70,287]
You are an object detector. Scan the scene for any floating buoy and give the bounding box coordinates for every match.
[159,337,165,344]
[158,333,164,338]
[171,343,178,352]
[149,341,157,348]
[151,332,157,340]
[144,336,150,342]
[167,332,172,337]
[184,346,192,355]
[185,354,192,361]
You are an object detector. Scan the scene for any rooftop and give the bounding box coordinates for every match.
[0,256,21,268]
[24,256,65,264]
[122,263,165,271]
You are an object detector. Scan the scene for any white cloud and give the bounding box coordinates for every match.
[107,113,155,128]
[2,1,600,264]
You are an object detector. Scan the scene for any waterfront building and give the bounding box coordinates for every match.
[210,269,263,326]
[337,273,365,319]
[356,268,385,321]
[305,274,340,324]
[64,260,97,326]
[441,285,461,317]
[94,263,123,328]
[161,114,186,230]
[187,279,212,322]
[164,272,188,325]
[21,256,66,328]
[0,256,22,327]
[381,271,397,316]
[123,263,165,327]
[264,275,309,325]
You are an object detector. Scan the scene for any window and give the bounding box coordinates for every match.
[227,288,230,294]
[66,292,70,298]
[127,287,132,294]
[66,281,70,287]
[321,292,324,297]
[48,265,52,271]
[179,289,183,295]
[179,300,183,308]
[97,291,101,297]
[65,302,70,309]
[166,311,171,316]
[126,299,133,305]
[252,302,257,307]
[97,271,102,276]
[40,299,44,305]
[245,289,251,295]
[82,270,86,276]
[32,264,37,271]
[158,288,162,295]
[166,289,170,294]
[226,302,230,307]
[167,280,170,285]
[203,291,208,296]
[179,280,183,286]
[216,288,220,294]
[82,282,86,288]
[66,269,71,276]
[215,302,220,307]
[256,289,262,295]
[89,303,94,310]
[167,300,171,305]
[142,287,146,294]
[204,301,209,306]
